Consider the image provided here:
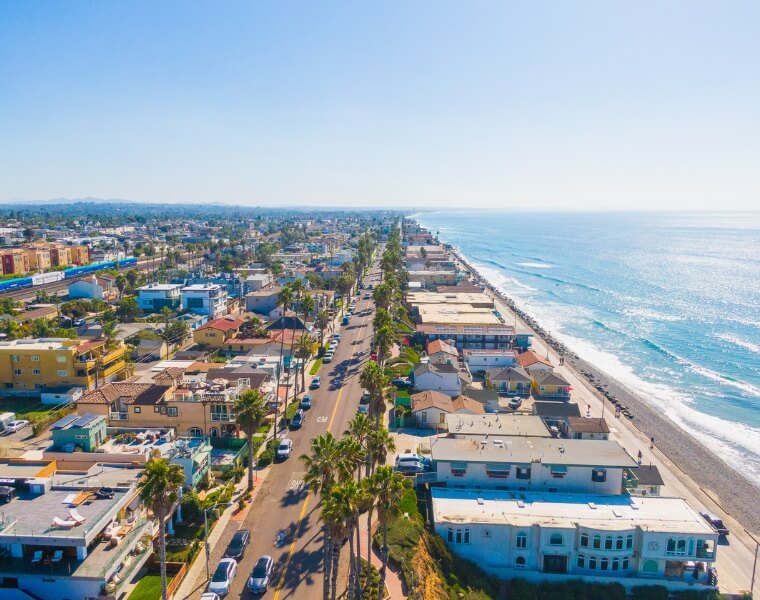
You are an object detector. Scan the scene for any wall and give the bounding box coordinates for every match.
[414,372,461,396]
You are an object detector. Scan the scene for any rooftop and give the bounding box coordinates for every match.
[137,283,182,291]
[445,414,551,438]
[406,291,493,306]
[0,338,76,351]
[431,488,716,534]
[417,323,515,336]
[430,437,638,468]
[417,305,501,326]
[566,416,610,434]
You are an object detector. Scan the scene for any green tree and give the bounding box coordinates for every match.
[116,297,140,323]
[137,457,184,600]
[314,309,331,348]
[235,389,268,491]
[102,320,120,350]
[114,274,127,299]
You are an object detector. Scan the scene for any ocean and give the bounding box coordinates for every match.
[414,210,760,482]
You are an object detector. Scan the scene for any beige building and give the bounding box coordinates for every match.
[27,246,52,271]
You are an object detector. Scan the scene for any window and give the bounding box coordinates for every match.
[626,535,633,549]
[32,369,41,376]
[549,533,563,546]
[516,532,527,548]
[439,412,446,423]
[4,383,12,389]
[516,466,531,480]
[612,558,619,571]
[591,468,607,483]
[450,462,467,477]
[677,539,686,554]
[642,559,658,574]
[447,528,453,543]
[189,427,203,437]
[56,356,67,363]
[550,465,567,478]
[134,407,141,413]
[482,529,491,538]
[667,539,676,554]
[160,406,167,414]
[13,369,22,376]
[168,407,178,417]
[605,536,613,550]
[463,529,470,544]
[589,556,597,570]
[622,557,629,570]
[420,412,427,423]
[580,533,589,547]
[11,355,20,362]
[74,434,87,440]
[593,535,601,549]
[577,555,585,569]
[515,556,526,568]
[57,370,68,377]
[154,406,160,413]
[455,530,462,544]
[486,463,510,478]
[31,355,40,362]
[600,558,608,571]
[616,536,624,550]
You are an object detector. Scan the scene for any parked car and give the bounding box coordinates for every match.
[208,558,238,597]
[300,394,312,409]
[360,389,371,403]
[247,555,274,594]
[700,512,730,536]
[309,376,321,389]
[5,420,29,433]
[323,352,334,363]
[290,409,305,429]
[394,459,426,475]
[342,316,350,325]
[276,439,293,459]
[224,529,251,560]
[395,452,431,467]
[509,397,523,410]
[200,594,221,600]
[357,404,368,415]
[332,333,341,341]
[363,293,371,299]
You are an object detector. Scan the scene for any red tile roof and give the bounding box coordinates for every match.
[199,317,243,333]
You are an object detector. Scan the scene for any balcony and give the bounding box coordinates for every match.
[210,413,236,422]
[110,412,128,421]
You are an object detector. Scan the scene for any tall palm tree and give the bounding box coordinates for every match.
[301,433,340,600]
[235,389,268,491]
[363,427,396,568]
[344,414,373,483]
[320,493,349,600]
[295,333,317,393]
[374,324,396,367]
[314,309,330,349]
[137,457,185,600]
[274,285,293,439]
[102,320,120,350]
[325,481,364,600]
[359,361,389,427]
[335,436,366,586]
[370,466,411,600]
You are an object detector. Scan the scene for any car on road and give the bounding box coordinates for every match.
[300,394,312,409]
[700,512,730,536]
[330,377,342,390]
[357,404,368,415]
[360,389,371,403]
[5,420,29,433]
[323,352,334,363]
[309,376,321,389]
[342,315,350,325]
[332,333,341,341]
[363,293,371,299]
[290,409,305,429]
[276,438,293,459]
[247,555,274,594]
[208,558,237,597]
[509,397,523,410]
[224,529,251,560]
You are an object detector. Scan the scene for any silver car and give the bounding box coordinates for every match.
[248,555,274,594]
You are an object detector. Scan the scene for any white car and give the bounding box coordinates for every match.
[5,420,29,433]
[208,558,237,597]
[200,594,221,600]
[323,352,334,363]
[276,438,293,459]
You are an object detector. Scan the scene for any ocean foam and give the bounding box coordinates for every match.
[516,262,554,269]
[716,333,760,355]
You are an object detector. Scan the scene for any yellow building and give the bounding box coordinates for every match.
[0,338,126,392]
[50,245,72,267]
[70,245,90,265]
[1,249,30,275]
[192,317,243,348]
[27,246,52,271]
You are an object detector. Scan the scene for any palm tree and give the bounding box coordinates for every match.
[324,481,364,600]
[370,466,411,599]
[301,433,340,600]
[295,333,317,393]
[235,389,268,491]
[374,324,396,367]
[115,274,127,299]
[161,306,172,330]
[321,493,349,600]
[359,361,389,426]
[364,428,396,568]
[274,286,294,439]
[314,309,330,348]
[137,457,185,600]
[102,320,120,350]
[344,414,373,483]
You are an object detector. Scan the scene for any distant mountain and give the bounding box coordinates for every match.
[9,197,138,206]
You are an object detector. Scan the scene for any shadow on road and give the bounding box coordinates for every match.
[280,486,309,508]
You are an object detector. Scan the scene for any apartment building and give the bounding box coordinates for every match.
[0,460,155,600]
[181,283,227,318]
[0,338,126,393]
[1,249,30,275]
[26,246,52,271]
[50,244,72,267]
[137,283,182,311]
[69,245,90,265]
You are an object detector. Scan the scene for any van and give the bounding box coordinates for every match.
[0,413,16,431]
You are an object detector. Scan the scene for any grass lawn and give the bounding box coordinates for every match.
[285,401,301,420]
[0,398,71,422]
[127,574,174,600]
[309,358,323,375]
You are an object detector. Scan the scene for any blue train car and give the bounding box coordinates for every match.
[0,276,33,292]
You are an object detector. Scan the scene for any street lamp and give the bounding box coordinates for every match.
[203,501,230,581]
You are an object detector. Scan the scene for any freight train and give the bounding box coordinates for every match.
[0,257,138,293]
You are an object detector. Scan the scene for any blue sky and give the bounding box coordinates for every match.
[1,1,758,210]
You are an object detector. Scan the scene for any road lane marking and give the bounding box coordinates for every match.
[317,416,327,423]
[272,298,372,599]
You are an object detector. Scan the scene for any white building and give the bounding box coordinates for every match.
[463,348,517,372]
[428,437,638,495]
[413,362,466,397]
[431,488,718,589]
[181,283,227,318]
[137,283,182,311]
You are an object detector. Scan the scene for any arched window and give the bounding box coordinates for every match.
[549,533,563,546]
[612,558,619,571]
[626,534,633,549]
[604,536,613,550]
[622,557,629,570]
[589,556,597,570]
[642,560,658,574]
[516,532,527,548]
[593,534,601,549]
[677,539,686,554]
[667,538,676,554]
[600,557,609,571]
[209,427,219,437]
[515,556,526,568]
[616,536,624,550]
[577,554,585,568]
[188,427,203,437]
[580,533,589,547]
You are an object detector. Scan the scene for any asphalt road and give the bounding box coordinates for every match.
[188,265,380,600]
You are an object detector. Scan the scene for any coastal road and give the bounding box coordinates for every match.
[186,267,379,600]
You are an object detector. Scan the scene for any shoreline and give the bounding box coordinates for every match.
[445,243,760,535]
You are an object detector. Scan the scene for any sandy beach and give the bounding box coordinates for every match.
[446,246,760,541]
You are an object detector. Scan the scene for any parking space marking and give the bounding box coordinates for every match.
[317,416,327,423]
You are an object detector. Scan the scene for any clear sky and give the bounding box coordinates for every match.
[1,1,758,210]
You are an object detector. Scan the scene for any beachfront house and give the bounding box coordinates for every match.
[413,362,466,397]
[533,370,572,399]
[487,365,533,396]
[410,390,485,429]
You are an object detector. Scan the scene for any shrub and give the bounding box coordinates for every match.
[257,439,277,467]
[633,585,669,600]
[180,490,201,522]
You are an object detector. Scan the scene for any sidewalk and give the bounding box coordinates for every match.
[357,512,405,600]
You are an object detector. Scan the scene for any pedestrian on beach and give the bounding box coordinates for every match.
[650,436,655,450]
[637,450,643,464]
